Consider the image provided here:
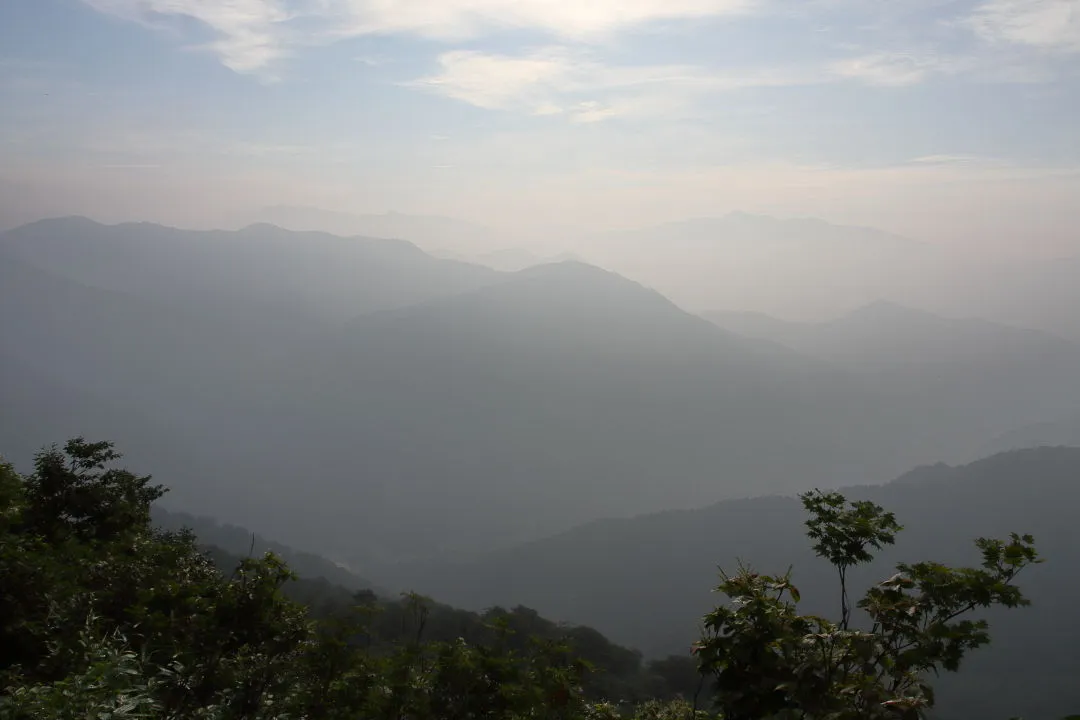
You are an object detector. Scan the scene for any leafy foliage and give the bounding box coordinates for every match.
[694,490,1045,719]
[0,439,690,719]
[0,438,1067,719]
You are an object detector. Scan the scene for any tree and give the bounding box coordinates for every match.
[0,438,605,719]
[694,489,1042,719]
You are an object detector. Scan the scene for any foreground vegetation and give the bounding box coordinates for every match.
[0,438,1063,718]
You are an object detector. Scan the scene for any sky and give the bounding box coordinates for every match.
[1,0,1078,254]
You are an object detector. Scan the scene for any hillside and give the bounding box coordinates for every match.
[0,439,695,713]
[374,447,1080,720]
[254,261,957,561]
[151,506,381,594]
[1,217,501,322]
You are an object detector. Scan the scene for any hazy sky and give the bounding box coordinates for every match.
[1,0,1078,253]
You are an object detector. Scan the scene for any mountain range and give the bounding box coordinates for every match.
[577,213,1080,343]
[2,217,1077,567]
[224,207,1080,341]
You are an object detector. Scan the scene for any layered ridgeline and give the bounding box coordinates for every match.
[2,217,1076,567]
[705,302,1080,460]
[578,213,1080,342]
[2,216,499,322]
[0,218,933,563]
[375,446,1080,720]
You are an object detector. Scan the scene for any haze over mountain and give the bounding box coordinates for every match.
[3,216,500,322]
[574,214,1080,343]
[985,411,1080,456]
[6,217,1078,568]
[706,302,1080,454]
[247,206,504,257]
[0,218,984,563]
[225,207,1080,343]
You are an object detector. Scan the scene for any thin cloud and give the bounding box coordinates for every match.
[81,0,294,74]
[80,0,754,75]
[970,0,1080,53]
[407,46,1016,120]
[407,47,825,122]
[355,54,389,66]
[828,53,970,86]
[331,0,754,41]
[908,154,1007,166]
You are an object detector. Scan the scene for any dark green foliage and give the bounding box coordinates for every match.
[396,447,1080,718]
[801,490,903,629]
[694,492,1043,719]
[0,439,685,719]
[1,437,1068,719]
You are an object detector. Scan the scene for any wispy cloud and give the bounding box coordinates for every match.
[330,0,753,41]
[355,54,389,66]
[407,47,826,122]
[827,53,970,86]
[80,0,753,75]
[82,0,293,74]
[908,154,1007,166]
[407,45,1020,120]
[970,0,1080,53]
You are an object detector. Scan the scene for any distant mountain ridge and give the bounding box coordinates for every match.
[248,205,502,256]
[0,220,951,564]
[2,216,1075,571]
[705,302,1080,459]
[576,213,940,320]
[2,216,502,322]
[574,213,1080,343]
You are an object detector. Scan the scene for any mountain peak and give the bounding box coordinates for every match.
[4,215,105,236]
